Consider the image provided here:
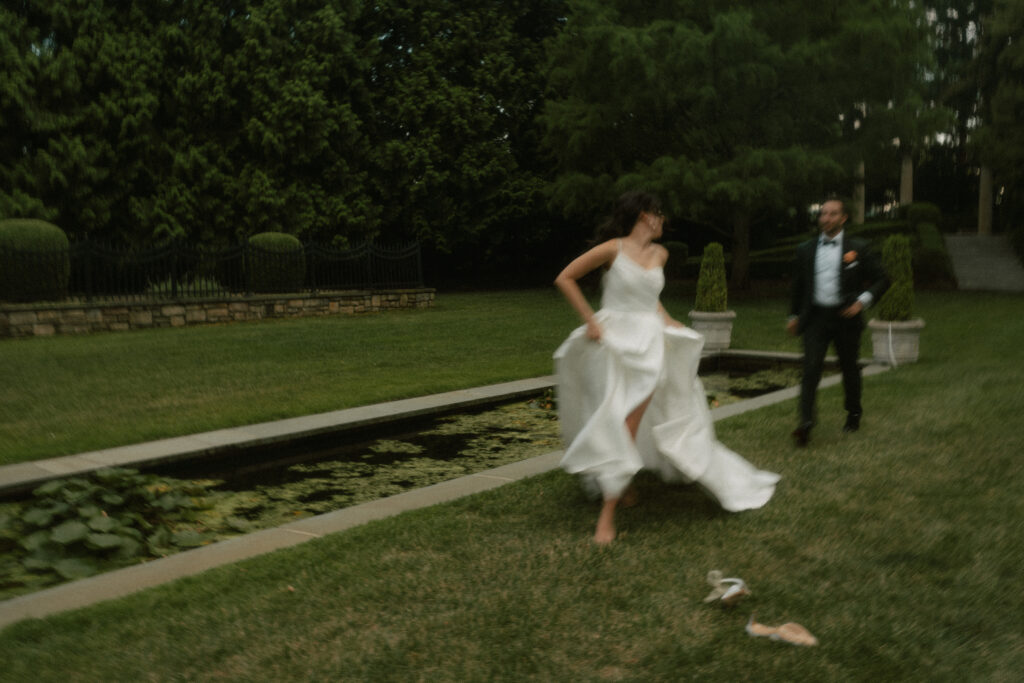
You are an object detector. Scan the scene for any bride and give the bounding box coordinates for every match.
[553,191,779,544]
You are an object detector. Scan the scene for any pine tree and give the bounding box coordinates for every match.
[540,0,936,288]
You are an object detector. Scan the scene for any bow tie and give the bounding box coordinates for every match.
[820,238,839,247]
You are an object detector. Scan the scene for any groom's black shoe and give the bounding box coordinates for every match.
[791,422,813,447]
[843,413,861,433]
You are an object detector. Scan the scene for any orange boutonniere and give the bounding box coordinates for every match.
[843,250,858,264]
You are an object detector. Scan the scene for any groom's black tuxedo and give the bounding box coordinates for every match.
[790,234,889,334]
[789,233,890,428]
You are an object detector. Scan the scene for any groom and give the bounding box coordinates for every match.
[787,198,890,446]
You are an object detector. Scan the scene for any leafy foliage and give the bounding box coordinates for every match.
[976,0,1024,232]
[877,234,914,320]
[540,0,933,288]
[694,242,728,312]
[247,232,306,293]
[0,468,216,593]
[0,0,563,284]
[0,218,69,302]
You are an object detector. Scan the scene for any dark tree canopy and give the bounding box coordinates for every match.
[0,0,1011,287]
[540,0,935,287]
[0,0,564,269]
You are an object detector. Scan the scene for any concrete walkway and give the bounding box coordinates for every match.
[945,234,1024,292]
[0,358,888,630]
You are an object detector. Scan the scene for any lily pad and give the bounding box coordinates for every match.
[19,530,53,553]
[21,507,55,528]
[171,530,209,548]
[53,557,97,580]
[50,520,90,545]
[87,514,120,533]
[85,533,126,550]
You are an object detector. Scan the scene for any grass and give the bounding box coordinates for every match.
[0,285,799,465]
[1,290,1022,680]
[0,290,575,464]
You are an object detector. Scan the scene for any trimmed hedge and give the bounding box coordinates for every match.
[247,232,305,293]
[694,242,728,311]
[877,234,914,321]
[0,218,70,302]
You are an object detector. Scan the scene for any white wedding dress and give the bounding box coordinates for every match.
[553,243,779,510]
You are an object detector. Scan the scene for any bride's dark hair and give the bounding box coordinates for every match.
[593,190,662,244]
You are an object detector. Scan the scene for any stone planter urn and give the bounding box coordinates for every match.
[688,310,736,351]
[868,318,925,365]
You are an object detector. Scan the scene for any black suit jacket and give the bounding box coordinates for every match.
[789,233,890,335]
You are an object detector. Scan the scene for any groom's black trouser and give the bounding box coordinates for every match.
[799,305,864,426]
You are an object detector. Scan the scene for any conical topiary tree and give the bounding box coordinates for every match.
[876,234,913,321]
[869,232,924,364]
[688,242,735,350]
[694,242,728,312]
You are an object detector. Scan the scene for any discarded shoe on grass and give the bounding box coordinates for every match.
[745,615,819,646]
[702,570,751,607]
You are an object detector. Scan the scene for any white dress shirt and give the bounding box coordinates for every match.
[813,232,843,306]
[813,230,873,309]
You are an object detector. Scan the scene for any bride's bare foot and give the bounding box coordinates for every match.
[593,520,615,545]
[593,498,618,545]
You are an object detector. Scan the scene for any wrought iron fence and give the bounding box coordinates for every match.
[0,240,423,303]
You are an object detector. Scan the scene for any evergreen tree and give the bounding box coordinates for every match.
[146,0,377,246]
[0,4,45,219]
[357,0,560,256]
[540,0,936,288]
[0,1,163,241]
[976,0,1024,227]
[917,0,995,220]
[1,0,564,274]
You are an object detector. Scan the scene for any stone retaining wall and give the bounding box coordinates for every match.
[0,289,435,338]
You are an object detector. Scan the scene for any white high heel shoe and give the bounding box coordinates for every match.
[703,570,750,606]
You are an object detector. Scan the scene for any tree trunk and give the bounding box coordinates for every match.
[978,165,993,235]
[853,159,865,224]
[900,151,913,206]
[729,210,751,291]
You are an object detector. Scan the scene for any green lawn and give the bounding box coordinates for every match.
[0,285,800,465]
[0,290,574,464]
[0,290,1021,680]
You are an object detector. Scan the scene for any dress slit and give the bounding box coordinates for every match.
[554,251,779,511]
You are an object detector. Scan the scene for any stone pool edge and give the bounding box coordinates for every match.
[0,356,889,629]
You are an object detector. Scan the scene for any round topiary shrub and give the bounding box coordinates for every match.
[694,242,728,312]
[0,218,70,302]
[877,234,914,321]
[247,232,305,293]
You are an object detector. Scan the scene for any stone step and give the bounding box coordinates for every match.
[944,234,1024,292]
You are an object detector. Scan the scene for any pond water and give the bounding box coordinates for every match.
[0,362,805,600]
[166,363,802,527]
